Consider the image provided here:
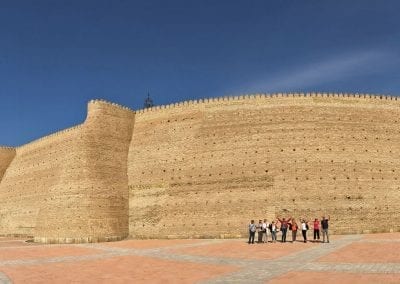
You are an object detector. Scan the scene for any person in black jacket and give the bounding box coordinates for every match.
[321,216,330,243]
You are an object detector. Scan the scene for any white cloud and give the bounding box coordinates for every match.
[238,49,397,93]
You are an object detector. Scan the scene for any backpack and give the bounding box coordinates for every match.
[306,224,309,230]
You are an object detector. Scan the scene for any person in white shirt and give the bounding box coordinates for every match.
[301,219,309,243]
[262,219,268,243]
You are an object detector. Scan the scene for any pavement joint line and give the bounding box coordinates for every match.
[0,272,12,284]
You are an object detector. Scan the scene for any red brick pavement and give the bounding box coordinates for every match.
[1,255,238,284]
[101,239,203,249]
[0,245,101,261]
[317,242,400,263]
[0,233,399,283]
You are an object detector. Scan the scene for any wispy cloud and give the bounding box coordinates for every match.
[237,49,398,93]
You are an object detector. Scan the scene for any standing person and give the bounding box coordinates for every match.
[248,220,256,244]
[277,217,292,243]
[313,218,320,242]
[301,219,308,243]
[269,221,277,243]
[290,219,298,243]
[321,216,330,243]
[262,219,268,243]
[257,220,263,243]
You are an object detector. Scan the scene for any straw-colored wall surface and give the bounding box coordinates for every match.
[0,100,134,243]
[128,94,400,238]
[1,93,399,242]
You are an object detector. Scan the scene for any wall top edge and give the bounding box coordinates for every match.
[10,99,133,150]
[134,92,399,114]
[4,93,398,148]
[0,146,15,150]
[15,124,84,151]
[89,99,135,113]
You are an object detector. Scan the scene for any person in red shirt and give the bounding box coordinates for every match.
[277,216,292,243]
[313,218,320,242]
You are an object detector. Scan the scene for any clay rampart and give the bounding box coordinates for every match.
[128,93,400,238]
[1,93,399,242]
[0,125,83,237]
[0,100,135,242]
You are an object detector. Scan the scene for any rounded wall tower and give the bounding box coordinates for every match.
[33,100,135,243]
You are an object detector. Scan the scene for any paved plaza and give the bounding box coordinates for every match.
[0,233,399,283]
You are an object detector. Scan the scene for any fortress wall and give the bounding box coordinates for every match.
[128,94,400,238]
[0,147,15,182]
[0,100,135,242]
[0,126,83,237]
[1,94,399,241]
[33,100,135,243]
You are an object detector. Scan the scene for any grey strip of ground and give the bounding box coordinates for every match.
[0,272,12,284]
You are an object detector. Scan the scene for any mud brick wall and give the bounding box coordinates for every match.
[0,100,134,243]
[1,93,399,242]
[128,94,400,238]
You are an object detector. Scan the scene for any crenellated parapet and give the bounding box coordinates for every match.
[86,99,135,123]
[16,100,134,154]
[134,93,399,115]
[16,124,83,154]
[88,99,135,113]
[0,146,15,150]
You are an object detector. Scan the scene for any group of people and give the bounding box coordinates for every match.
[248,216,330,244]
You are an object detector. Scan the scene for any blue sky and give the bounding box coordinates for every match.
[1,0,399,146]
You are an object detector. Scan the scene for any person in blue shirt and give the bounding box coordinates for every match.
[248,220,256,244]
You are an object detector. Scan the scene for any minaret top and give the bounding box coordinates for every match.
[144,93,154,109]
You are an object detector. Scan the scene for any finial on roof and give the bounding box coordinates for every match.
[144,92,154,109]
